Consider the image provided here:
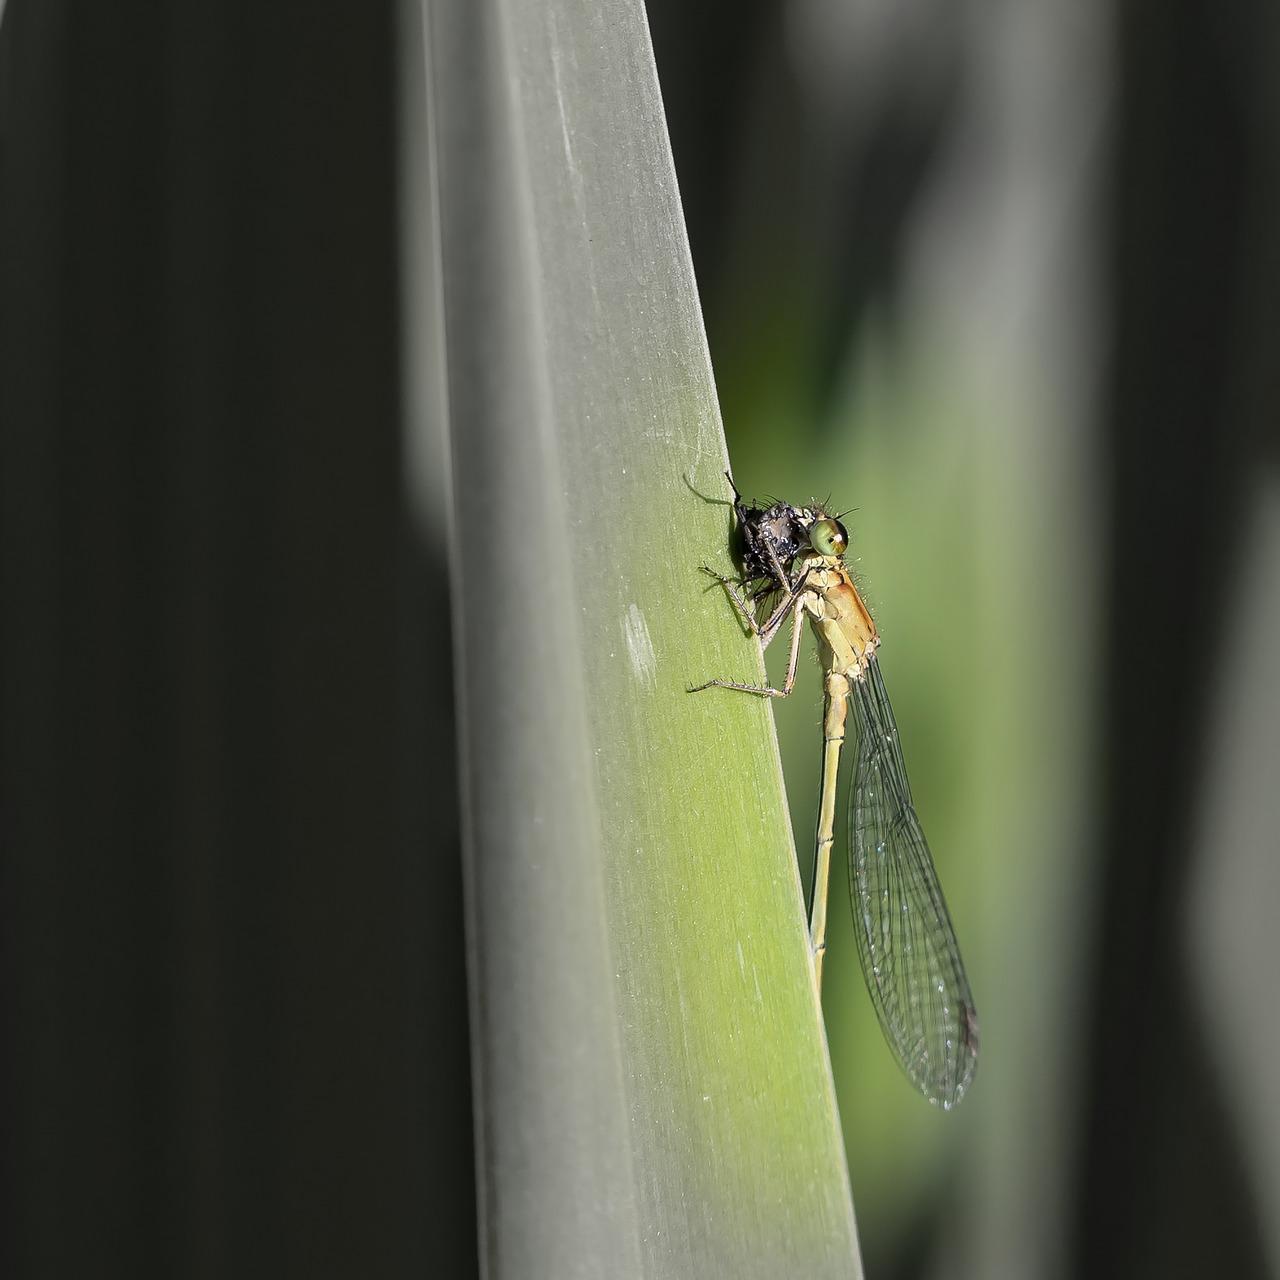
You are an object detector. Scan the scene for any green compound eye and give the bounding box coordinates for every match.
[809,518,848,557]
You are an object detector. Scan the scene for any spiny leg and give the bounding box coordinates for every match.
[699,565,810,647]
[690,598,807,699]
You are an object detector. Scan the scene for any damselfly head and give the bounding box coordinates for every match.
[730,486,850,587]
[805,515,848,558]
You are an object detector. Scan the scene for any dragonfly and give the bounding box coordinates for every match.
[693,476,979,1109]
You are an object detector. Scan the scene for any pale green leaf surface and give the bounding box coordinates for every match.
[417,0,862,1275]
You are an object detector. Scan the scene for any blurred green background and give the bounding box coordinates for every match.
[648,0,1280,1275]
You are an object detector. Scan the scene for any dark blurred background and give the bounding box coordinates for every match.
[0,2,472,1276]
[3,0,1279,1276]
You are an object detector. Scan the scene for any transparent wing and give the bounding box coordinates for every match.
[848,658,979,1109]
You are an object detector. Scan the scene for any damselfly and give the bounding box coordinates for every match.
[693,478,979,1109]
